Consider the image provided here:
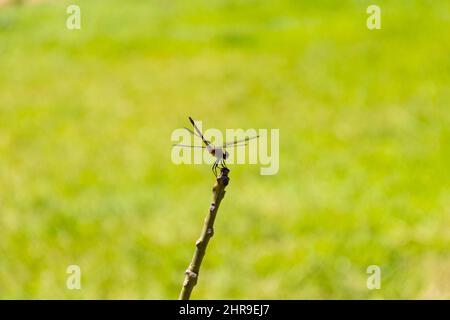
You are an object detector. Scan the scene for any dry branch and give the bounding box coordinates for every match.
[179,167,230,300]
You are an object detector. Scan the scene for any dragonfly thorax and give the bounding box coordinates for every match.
[209,147,228,160]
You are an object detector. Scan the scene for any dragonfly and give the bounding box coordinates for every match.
[173,117,259,177]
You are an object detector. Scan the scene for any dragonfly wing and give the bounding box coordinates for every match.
[189,117,210,146]
[222,135,259,147]
[223,143,248,149]
[172,144,206,148]
[184,127,211,145]
[184,127,201,138]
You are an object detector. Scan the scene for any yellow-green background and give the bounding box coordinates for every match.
[0,0,449,299]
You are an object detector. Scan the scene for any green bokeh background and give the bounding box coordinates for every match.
[0,0,449,299]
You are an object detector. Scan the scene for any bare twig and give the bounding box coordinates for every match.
[179,167,230,300]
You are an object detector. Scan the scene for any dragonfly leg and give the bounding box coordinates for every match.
[221,159,228,169]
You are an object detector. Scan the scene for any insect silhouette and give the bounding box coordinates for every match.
[173,117,259,177]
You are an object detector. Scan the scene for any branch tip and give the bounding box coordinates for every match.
[179,169,231,300]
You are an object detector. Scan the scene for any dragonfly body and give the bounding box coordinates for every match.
[173,117,258,176]
[208,146,229,161]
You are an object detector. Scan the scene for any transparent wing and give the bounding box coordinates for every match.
[184,127,211,144]
[184,127,201,139]
[172,144,206,149]
[189,117,210,146]
[223,143,248,149]
[222,135,259,147]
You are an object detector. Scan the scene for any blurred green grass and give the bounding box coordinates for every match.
[0,0,449,299]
